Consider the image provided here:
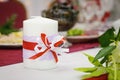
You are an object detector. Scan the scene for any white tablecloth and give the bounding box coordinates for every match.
[0,48,100,80]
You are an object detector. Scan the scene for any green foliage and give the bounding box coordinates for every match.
[74,67,97,73]
[84,53,102,67]
[93,46,116,64]
[0,14,18,35]
[81,67,107,79]
[67,28,84,36]
[115,27,120,41]
[74,54,107,79]
[98,27,115,47]
[74,27,120,80]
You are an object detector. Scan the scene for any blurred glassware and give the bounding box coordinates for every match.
[42,0,79,31]
[78,0,113,30]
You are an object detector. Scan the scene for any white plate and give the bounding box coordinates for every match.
[0,48,100,80]
[0,43,22,48]
[66,34,99,43]
[66,30,104,43]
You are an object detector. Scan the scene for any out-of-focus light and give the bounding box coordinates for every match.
[0,0,8,2]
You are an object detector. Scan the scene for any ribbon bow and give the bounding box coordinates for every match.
[23,33,69,63]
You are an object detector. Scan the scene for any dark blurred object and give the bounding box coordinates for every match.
[42,0,79,31]
[0,0,27,29]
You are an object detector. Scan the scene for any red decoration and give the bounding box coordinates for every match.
[23,33,64,63]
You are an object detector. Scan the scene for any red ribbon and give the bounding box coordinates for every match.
[23,33,64,63]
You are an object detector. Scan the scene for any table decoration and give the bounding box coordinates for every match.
[74,25,120,80]
[23,16,68,70]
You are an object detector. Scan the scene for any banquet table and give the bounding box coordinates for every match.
[0,48,100,80]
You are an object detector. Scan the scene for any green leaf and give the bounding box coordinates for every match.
[93,46,116,62]
[74,67,97,73]
[100,55,108,64]
[117,69,120,80]
[0,14,18,35]
[106,64,120,80]
[67,28,84,36]
[84,53,102,67]
[82,67,107,79]
[115,27,120,41]
[98,27,115,47]
[106,68,114,80]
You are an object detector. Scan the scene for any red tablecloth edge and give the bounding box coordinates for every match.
[0,49,23,66]
[69,42,99,53]
[0,42,99,66]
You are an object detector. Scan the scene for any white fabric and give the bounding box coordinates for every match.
[0,48,100,80]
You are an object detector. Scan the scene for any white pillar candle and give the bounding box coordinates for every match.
[23,16,58,36]
[23,16,59,70]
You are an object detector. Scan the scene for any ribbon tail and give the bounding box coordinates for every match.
[50,50,58,63]
[29,52,45,59]
[54,47,69,55]
[41,33,50,47]
[23,40,38,50]
[29,48,49,59]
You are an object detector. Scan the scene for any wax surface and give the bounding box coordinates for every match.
[23,17,59,70]
[23,17,58,36]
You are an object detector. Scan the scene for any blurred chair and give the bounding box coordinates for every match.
[0,0,27,29]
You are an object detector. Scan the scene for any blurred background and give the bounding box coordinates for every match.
[1,0,120,31]
[19,0,120,21]
[0,0,120,31]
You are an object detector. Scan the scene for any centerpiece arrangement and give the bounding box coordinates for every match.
[23,16,69,70]
[74,26,120,80]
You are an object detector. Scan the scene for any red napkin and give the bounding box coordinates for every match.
[0,49,23,66]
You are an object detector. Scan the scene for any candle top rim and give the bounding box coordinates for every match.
[24,16,58,23]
